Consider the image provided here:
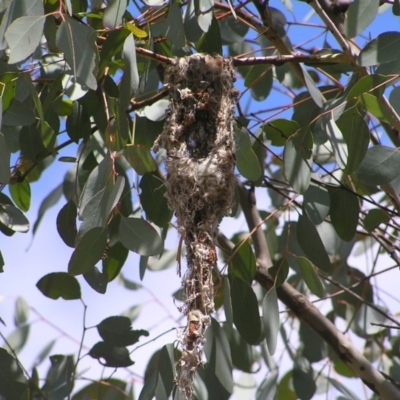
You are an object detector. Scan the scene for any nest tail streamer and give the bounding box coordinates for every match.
[154,54,238,398]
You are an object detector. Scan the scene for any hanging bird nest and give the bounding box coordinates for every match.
[154,54,238,399]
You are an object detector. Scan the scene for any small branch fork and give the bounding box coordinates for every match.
[233,182,400,400]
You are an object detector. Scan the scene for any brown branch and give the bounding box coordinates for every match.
[236,181,400,400]
[135,46,173,64]
[232,53,352,67]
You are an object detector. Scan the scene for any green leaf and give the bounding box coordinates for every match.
[269,257,289,287]
[344,0,379,38]
[97,316,149,346]
[245,65,273,102]
[263,119,299,147]
[99,28,130,76]
[296,214,331,273]
[156,344,176,399]
[197,0,213,32]
[89,342,134,368]
[66,101,91,143]
[301,65,323,108]
[103,241,129,281]
[56,16,98,90]
[262,287,279,355]
[68,227,108,275]
[303,182,330,225]
[276,371,296,400]
[184,0,203,42]
[9,180,31,212]
[299,322,326,363]
[123,144,157,175]
[0,250,4,272]
[354,303,390,336]
[5,325,30,354]
[0,72,18,113]
[360,93,392,123]
[33,339,56,367]
[19,122,55,162]
[204,318,233,393]
[0,132,10,185]
[230,277,261,345]
[256,370,278,400]
[355,145,400,186]
[72,379,128,400]
[325,116,347,170]
[347,74,388,99]
[333,358,357,378]
[119,33,139,110]
[166,0,186,48]
[3,99,35,126]
[56,201,77,248]
[14,297,29,327]
[0,204,29,233]
[117,274,143,290]
[5,15,45,64]
[196,16,222,55]
[234,125,262,181]
[84,266,108,294]
[119,216,163,256]
[358,31,400,66]
[283,129,313,194]
[336,108,369,174]
[79,155,112,217]
[328,186,359,242]
[36,272,81,300]
[42,355,74,399]
[228,240,256,284]
[103,0,128,30]
[139,172,172,227]
[0,348,29,400]
[105,175,125,218]
[292,357,316,400]
[296,256,324,298]
[33,184,63,235]
[363,208,389,232]
[327,377,360,400]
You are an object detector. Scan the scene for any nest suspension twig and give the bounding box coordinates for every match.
[154,54,238,398]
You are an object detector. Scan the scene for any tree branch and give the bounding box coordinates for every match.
[236,181,400,400]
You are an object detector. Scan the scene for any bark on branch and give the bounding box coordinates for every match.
[235,182,400,400]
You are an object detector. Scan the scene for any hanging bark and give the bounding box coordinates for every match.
[154,54,238,398]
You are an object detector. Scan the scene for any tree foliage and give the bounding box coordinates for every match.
[1,0,400,399]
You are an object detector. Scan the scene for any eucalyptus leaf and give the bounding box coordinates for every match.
[119,216,163,256]
[36,272,81,300]
[344,0,379,38]
[204,317,233,393]
[283,129,313,194]
[262,287,279,355]
[56,16,98,90]
[358,31,400,66]
[230,277,261,345]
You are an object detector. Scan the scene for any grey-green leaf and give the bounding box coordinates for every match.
[56,16,98,90]
[303,182,330,225]
[329,186,359,242]
[262,287,279,355]
[0,132,11,184]
[296,256,324,298]
[344,0,379,39]
[103,0,128,30]
[119,216,163,256]
[166,0,186,48]
[0,204,29,233]
[358,31,400,67]
[234,125,262,181]
[68,227,108,275]
[230,277,261,345]
[5,16,45,64]
[297,214,332,273]
[326,116,347,170]
[205,318,234,393]
[355,145,400,186]
[36,272,81,300]
[283,130,313,194]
